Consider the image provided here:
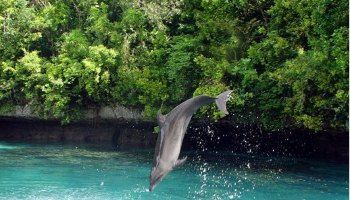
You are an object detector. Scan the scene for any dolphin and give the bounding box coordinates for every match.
[149,90,232,191]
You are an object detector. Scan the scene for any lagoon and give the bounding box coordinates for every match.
[0,142,348,200]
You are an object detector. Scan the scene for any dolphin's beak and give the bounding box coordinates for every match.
[149,184,155,192]
[149,169,167,192]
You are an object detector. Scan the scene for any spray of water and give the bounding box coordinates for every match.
[187,123,260,199]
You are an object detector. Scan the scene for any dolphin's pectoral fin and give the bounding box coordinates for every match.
[174,156,187,168]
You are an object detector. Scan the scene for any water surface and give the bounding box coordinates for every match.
[0,142,348,199]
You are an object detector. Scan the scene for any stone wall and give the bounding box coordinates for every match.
[2,105,143,120]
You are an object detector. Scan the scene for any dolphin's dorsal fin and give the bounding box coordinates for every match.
[154,110,166,166]
[153,128,163,166]
[157,110,167,127]
[174,156,187,168]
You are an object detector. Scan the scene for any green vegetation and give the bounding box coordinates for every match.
[0,0,348,131]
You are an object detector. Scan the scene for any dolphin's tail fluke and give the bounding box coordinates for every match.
[215,90,232,115]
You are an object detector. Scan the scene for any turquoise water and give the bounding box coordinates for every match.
[0,142,348,200]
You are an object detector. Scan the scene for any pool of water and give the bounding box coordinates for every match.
[0,141,348,200]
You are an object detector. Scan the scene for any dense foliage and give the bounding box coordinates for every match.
[0,0,348,131]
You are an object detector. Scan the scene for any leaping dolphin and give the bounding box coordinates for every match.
[149,90,232,191]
